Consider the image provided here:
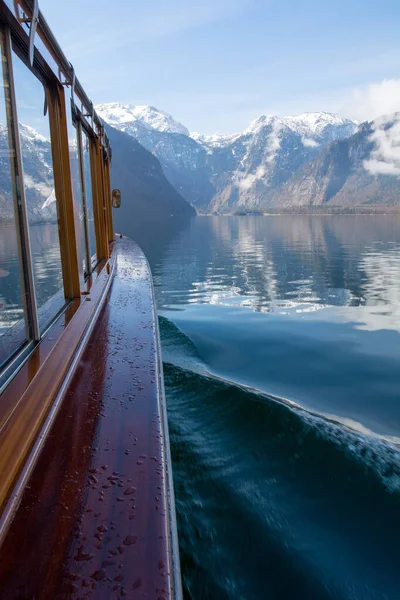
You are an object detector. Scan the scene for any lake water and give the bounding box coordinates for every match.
[0,223,64,367]
[143,215,400,600]
[2,215,400,599]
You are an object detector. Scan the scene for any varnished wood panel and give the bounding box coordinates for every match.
[104,159,114,242]
[0,252,116,513]
[0,237,180,599]
[48,83,81,299]
[0,298,80,430]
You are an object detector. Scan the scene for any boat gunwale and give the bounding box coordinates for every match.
[0,236,183,599]
[0,243,117,544]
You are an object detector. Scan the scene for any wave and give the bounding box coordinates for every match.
[160,316,400,493]
[160,316,400,600]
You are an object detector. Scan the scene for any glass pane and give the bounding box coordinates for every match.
[65,96,85,282]
[0,41,27,367]
[81,128,97,267]
[12,51,65,332]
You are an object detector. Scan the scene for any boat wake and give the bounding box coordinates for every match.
[160,315,400,600]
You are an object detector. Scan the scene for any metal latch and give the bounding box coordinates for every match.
[14,0,39,66]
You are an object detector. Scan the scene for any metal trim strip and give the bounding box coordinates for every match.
[149,256,183,600]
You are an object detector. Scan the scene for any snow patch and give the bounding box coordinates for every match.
[19,123,48,143]
[96,102,189,136]
[191,131,241,148]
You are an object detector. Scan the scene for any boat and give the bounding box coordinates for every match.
[0,1,182,597]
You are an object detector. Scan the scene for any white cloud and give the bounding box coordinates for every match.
[235,165,266,191]
[339,79,400,177]
[301,137,319,148]
[237,174,257,191]
[344,79,400,123]
[363,117,400,176]
[265,122,281,163]
[234,123,281,191]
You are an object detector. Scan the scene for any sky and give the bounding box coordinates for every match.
[39,0,400,134]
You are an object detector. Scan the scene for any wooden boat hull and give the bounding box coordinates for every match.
[0,237,181,599]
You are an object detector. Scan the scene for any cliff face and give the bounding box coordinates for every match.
[3,107,399,229]
[275,121,400,208]
[0,120,195,233]
[105,124,195,237]
[0,124,57,224]
[97,104,361,213]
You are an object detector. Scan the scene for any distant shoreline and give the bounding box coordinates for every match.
[197,206,400,216]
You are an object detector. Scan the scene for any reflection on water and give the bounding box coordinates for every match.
[146,215,400,436]
[2,215,399,433]
[0,225,26,366]
[0,224,65,363]
[152,216,400,600]
[0,226,24,329]
[153,215,400,325]
[1,224,64,316]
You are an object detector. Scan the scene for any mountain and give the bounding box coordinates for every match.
[97,103,214,209]
[0,123,57,223]
[96,103,189,136]
[195,112,356,149]
[0,120,195,232]
[274,117,400,208]
[204,113,358,213]
[96,104,358,212]
[105,124,195,237]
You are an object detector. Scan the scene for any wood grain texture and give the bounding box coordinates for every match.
[0,237,177,600]
[93,136,107,260]
[50,83,81,299]
[0,299,80,430]
[105,159,114,242]
[0,253,116,512]
[48,82,80,300]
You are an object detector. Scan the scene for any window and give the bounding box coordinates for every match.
[0,18,113,380]
[79,126,97,275]
[12,51,66,332]
[0,35,27,368]
[65,103,85,282]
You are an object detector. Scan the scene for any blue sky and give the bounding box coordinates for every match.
[40,0,400,134]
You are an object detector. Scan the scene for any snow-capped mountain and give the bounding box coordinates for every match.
[0,119,195,225]
[273,112,356,142]
[96,103,366,212]
[0,123,57,223]
[96,103,214,208]
[190,131,241,149]
[200,113,359,212]
[195,112,357,150]
[96,103,189,136]
[274,116,400,208]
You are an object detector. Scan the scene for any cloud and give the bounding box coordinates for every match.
[301,137,319,148]
[234,122,280,191]
[363,117,400,176]
[344,79,400,123]
[265,122,281,163]
[236,165,266,191]
[339,79,400,177]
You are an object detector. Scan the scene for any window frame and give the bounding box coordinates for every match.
[1,25,39,351]
[74,109,100,278]
[0,1,114,389]
[0,19,78,383]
